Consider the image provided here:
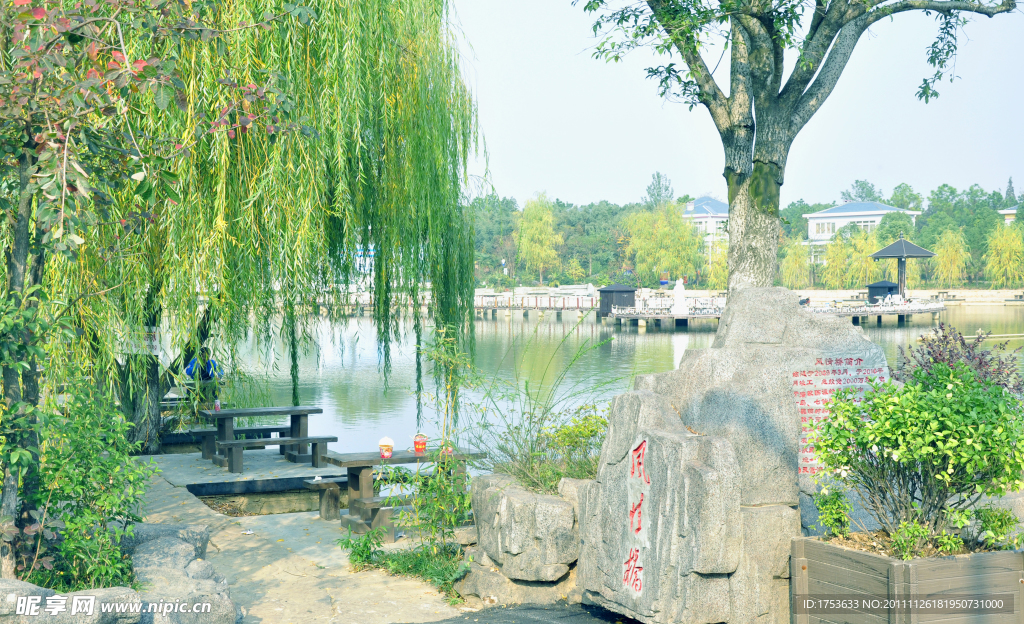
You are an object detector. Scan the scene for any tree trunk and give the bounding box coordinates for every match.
[724,160,783,291]
[0,148,37,577]
[120,356,163,454]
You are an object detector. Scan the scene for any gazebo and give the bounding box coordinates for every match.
[870,233,934,298]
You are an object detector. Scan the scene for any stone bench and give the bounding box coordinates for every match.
[190,426,291,459]
[350,495,413,543]
[303,477,349,520]
[216,436,337,473]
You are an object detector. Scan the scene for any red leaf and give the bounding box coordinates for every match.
[87,42,98,61]
[32,70,42,79]
[132,59,147,71]
[107,61,120,70]
[86,68,100,79]
[31,7,45,18]
[13,0,30,5]
[111,50,126,63]
[227,130,236,139]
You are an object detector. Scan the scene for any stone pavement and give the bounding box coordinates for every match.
[143,472,464,624]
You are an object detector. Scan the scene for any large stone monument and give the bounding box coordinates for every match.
[577,288,889,624]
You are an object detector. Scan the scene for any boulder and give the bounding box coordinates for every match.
[0,579,141,624]
[132,539,236,624]
[454,562,580,606]
[577,287,887,624]
[472,474,579,582]
[120,524,210,559]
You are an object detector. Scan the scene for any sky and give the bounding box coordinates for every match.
[451,1,1024,209]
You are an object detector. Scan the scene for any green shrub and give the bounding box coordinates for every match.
[975,506,1023,550]
[9,383,157,590]
[812,362,1024,537]
[336,528,385,570]
[813,488,852,538]
[892,521,930,560]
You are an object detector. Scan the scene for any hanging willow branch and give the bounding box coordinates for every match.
[40,0,477,426]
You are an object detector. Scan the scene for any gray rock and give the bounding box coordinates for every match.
[121,524,210,559]
[0,580,141,623]
[556,478,590,518]
[575,288,881,624]
[184,560,217,581]
[132,537,198,573]
[635,287,889,505]
[454,563,579,606]
[578,420,742,624]
[472,475,579,582]
[729,505,800,624]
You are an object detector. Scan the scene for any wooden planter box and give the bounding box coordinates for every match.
[791,537,1024,624]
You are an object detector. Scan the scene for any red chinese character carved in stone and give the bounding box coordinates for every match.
[629,493,644,534]
[623,548,643,593]
[630,440,650,484]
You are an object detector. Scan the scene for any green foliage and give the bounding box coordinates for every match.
[1005,177,1017,208]
[975,506,1023,550]
[336,527,385,571]
[876,212,916,244]
[918,184,1001,277]
[891,521,930,560]
[471,318,619,494]
[622,203,704,287]
[932,228,972,287]
[642,172,675,208]
[375,544,468,603]
[779,236,811,289]
[814,488,852,538]
[842,180,884,203]
[780,200,830,239]
[389,453,472,548]
[888,183,925,212]
[811,363,1024,536]
[21,382,156,590]
[984,225,1024,288]
[704,240,729,290]
[517,194,564,284]
[935,530,965,555]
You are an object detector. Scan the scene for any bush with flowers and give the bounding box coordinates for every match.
[810,360,1024,558]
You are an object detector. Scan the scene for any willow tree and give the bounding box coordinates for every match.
[622,202,704,285]
[2,0,476,575]
[517,194,562,284]
[779,236,811,288]
[984,225,1024,288]
[580,0,1015,290]
[932,228,971,286]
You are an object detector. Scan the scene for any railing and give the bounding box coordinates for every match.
[474,295,597,310]
[807,300,945,315]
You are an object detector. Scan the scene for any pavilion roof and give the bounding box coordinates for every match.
[870,234,935,259]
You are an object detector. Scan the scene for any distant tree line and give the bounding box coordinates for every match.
[472,174,1022,290]
[780,178,1022,290]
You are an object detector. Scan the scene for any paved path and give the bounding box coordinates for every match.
[143,472,464,624]
[409,605,631,624]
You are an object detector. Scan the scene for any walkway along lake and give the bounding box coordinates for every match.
[234,305,1024,456]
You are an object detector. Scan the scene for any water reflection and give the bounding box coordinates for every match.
[235,306,1024,454]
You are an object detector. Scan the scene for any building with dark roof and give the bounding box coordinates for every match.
[804,201,921,263]
[681,196,729,247]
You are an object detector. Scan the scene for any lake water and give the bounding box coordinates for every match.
[236,305,1024,455]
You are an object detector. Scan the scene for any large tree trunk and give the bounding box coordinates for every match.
[120,356,163,454]
[725,160,783,290]
[1,147,35,577]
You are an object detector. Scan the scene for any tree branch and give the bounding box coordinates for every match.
[864,0,1015,25]
[646,0,731,131]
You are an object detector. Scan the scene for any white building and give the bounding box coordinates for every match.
[998,207,1018,226]
[681,196,729,245]
[804,201,921,262]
